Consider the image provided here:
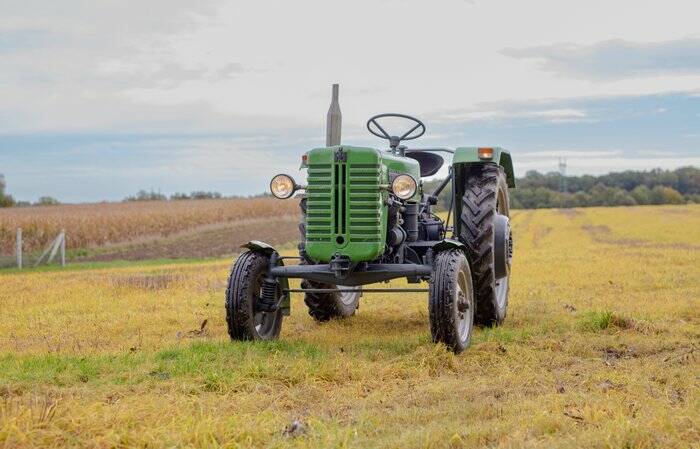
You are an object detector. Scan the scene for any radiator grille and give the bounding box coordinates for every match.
[305,163,333,242]
[305,160,382,244]
[347,163,381,242]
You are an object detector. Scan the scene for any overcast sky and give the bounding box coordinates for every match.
[1,0,699,202]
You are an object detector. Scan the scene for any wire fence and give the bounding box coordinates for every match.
[0,228,65,269]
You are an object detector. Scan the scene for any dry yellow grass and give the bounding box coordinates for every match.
[0,205,698,448]
[0,198,298,253]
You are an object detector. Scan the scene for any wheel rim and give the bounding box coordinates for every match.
[456,269,472,341]
[495,194,511,311]
[495,276,509,309]
[494,220,511,309]
[336,285,361,306]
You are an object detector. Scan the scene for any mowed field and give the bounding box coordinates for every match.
[1,205,698,448]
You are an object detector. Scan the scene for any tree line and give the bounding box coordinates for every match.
[424,166,699,210]
[3,167,698,209]
[0,175,15,207]
[124,190,224,201]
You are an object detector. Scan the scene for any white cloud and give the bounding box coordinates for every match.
[1,0,700,135]
[502,38,700,80]
[430,106,590,125]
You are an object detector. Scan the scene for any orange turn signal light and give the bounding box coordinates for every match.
[478,147,494,159]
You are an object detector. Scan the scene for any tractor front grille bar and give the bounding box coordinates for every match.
[270,263,433,286]
[284,288,429,293]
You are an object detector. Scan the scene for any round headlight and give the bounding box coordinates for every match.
[270,174,296,199]
[391,174,417,200]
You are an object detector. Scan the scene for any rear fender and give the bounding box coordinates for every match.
[240,241,290,316]
[452,147,515,188]
[451,147,514,241]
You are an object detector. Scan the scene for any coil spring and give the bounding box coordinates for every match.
[258,279,278,311]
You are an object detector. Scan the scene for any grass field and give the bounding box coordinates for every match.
[1,205,698,448]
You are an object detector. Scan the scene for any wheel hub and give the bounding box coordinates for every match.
[457,292,469,313]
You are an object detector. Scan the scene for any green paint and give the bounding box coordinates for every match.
[304,146,419,263]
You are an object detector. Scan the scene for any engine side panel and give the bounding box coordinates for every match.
[381,152,421,199]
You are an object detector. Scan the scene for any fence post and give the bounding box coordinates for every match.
[60,230,65,267]
[16,228,22,269]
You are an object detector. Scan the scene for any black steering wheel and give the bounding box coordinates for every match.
[366,113,426,152]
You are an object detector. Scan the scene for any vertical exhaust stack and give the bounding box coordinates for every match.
[326,84,341,147]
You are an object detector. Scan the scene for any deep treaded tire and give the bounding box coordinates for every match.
[225,251,283,340]
[298,197,361,321]
[429,249,474,353]
[302,280,360,321]
[459,164,510,326]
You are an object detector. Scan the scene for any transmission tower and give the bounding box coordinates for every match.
[558,157,567,192]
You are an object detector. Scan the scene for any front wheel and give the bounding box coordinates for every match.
[429,250,475,353]
[225,251,283,341]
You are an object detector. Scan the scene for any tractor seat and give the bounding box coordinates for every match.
[405,151,444,177]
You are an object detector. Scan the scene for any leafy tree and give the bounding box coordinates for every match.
[170,191,223,200]
[189,191,222,200]
[631,185,651,205]
[0,174,15,208]
[124,189,167,202]
[650,186,684,205]
[170,192,191,200]
[0,195,14,208]
[35,196,60,206]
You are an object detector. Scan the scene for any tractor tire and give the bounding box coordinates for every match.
[428,249,474,353]
[302,280,361,321]
[225,251,283,341]
[459,164,512,327]
[298,196,361,321]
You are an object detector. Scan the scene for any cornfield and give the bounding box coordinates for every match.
[0,197,299,254]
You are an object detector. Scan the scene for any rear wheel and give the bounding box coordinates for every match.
[225,251,283,340]
[459,164,512,326]
[429,249,474,353]
[303,281,361,321]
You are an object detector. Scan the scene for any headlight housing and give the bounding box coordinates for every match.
[391,174,417,200]
[270,174,297,199]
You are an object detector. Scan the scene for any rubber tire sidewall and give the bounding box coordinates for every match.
[225,251,283,341]
[429,249,474,354]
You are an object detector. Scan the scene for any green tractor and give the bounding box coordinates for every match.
[226,93,515,353]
